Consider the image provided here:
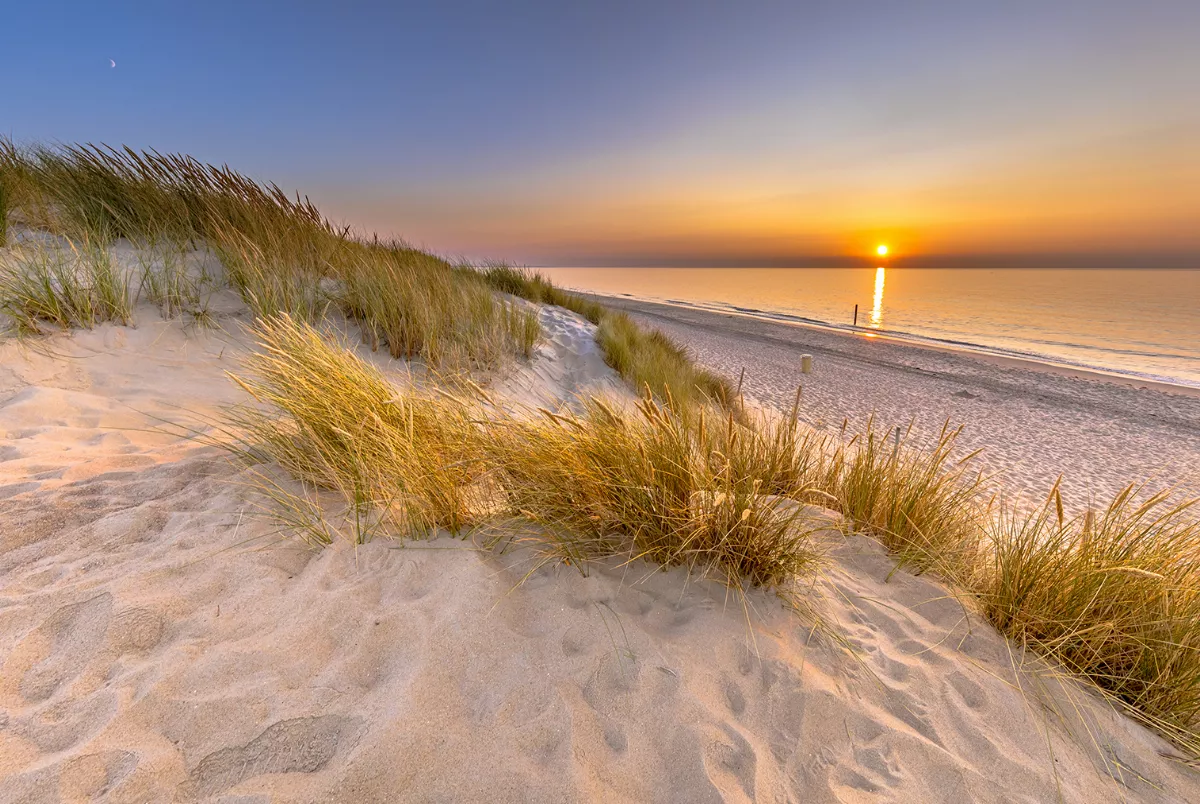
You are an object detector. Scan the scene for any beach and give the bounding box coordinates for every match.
[2,292,1199,802]
[593,295,1200,508]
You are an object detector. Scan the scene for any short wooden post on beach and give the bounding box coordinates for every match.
[853,304,858,326]
[801,354,813,374]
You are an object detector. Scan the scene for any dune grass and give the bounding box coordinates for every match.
[0,138,727,395]
[219,314,825,598]
[826,422,1200,752]
[211,307,1200,756]
[0,139,539,368]
[833,419,987,586]
[981,484,1200,749]
[0,235,134,334]
[0,174,8,247]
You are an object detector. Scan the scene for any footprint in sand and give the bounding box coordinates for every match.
[17,593,113,703]
[179,715,357,799]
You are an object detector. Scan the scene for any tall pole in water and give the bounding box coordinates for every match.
[853,304,858,327]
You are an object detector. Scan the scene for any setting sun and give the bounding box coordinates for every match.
[876,244,889,257]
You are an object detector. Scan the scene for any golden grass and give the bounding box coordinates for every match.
[833,419,987,586]
[220,314,825,598]
[981,482,1200,750]
[0,172,8,247]
[214,313,1200,754]
[828,422,1200,752]
[0,139,538,368]
[0,235,134,334]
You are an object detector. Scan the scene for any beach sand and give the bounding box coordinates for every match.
[594,295,1200,509]
[2,288,1200,801]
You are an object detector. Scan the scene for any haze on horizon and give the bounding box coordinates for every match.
[5,1,1199,268]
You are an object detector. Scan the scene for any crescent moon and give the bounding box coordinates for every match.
[109,59,116,68]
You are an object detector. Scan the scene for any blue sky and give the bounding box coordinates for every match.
[5,1,1199,265]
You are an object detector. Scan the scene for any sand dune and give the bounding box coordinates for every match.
[2,304,1199,802]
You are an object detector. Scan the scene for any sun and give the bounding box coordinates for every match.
[876,244,889,257]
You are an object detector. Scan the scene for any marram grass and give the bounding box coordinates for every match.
[981,482,1200,751]
[0,139,731,403]
[0,139,538,369]
[221,314,826,599]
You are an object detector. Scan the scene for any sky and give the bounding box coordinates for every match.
[4,1,1200,266]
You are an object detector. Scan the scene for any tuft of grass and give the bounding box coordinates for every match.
[338,247,540,370]
[597,311,735,408]
[133,234,211,318]
[0,236,133,334]
[222,314,492,537]
[0,173,8,247]
[834,419,986,585]
[484,393,824,591]
[827,419,1200,751]
[981,482,1200,750]
[482,263,606,324]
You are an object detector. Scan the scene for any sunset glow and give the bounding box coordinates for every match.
[871,267,886,327]
[4,4,1199,268]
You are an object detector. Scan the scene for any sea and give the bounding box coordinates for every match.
[534,267,1200,389]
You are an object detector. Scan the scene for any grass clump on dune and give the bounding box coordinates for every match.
[0,173,8,247]
[221,314,825,597]
[0,235,134,334]
[834,420,986,585]
[486,394,823,589]
[981,483,1200,749]
[339,246,539,366]
[827,420,1200,751]
[223,315,493,538]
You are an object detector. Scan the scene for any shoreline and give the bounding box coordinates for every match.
[591,292,1200,398]
[587,293,1200,505]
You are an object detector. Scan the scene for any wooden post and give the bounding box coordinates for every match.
[853,304,858,326]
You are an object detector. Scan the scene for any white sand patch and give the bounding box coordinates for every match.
[490,303,631,412]
[1,295,1198,801]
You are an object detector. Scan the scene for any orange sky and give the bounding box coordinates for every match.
[291,5,1200,267]
[9,4,1199,266]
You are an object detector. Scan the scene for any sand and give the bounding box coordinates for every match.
[594,295,1200,509]
[3,278,1200,800]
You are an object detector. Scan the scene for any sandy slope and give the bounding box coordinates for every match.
[2,304,1199,802]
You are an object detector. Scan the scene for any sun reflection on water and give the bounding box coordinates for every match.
[870,266,885,327]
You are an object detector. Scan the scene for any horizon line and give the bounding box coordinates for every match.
[524,252,1200,270]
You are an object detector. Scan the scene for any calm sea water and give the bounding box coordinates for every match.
[536,267,1200,387]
